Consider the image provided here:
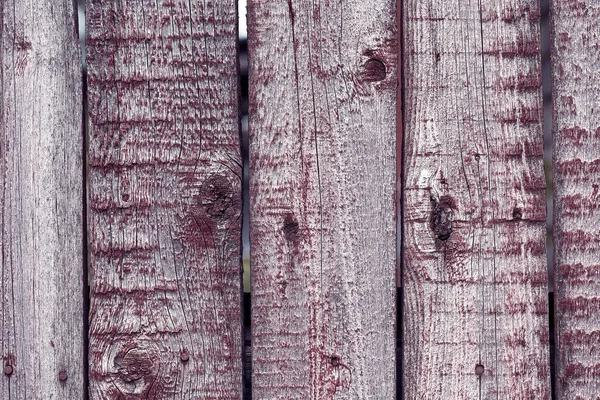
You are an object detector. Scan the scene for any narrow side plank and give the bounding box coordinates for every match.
[1,1,84,398]
[86,1,242,398]
[552,1,600,398]
[403,1,551,398]
[249,1,397,398]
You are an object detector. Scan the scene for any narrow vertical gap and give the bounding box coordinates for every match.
[77,0,90,398]
[396,0,405,398]
[239,0,251,398]
[539,0,556,398]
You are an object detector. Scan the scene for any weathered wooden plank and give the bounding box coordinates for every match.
[551,1,600,398]
[1,1,84,398]
[402,1,551,398]
[248,1,397,398]
[86,1,242,398]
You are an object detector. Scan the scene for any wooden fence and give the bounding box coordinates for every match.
[0,0,598,399]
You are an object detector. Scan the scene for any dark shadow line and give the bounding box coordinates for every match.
[396,0,405,398]
[78,0,90,398]
[539,0,556,398]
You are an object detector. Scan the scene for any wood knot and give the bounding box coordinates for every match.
[200,175,235,219]
[512,207,522,220]
[282,214,299,242]
[430,195,455,242]
[15,41,32,51]
[115,347,154,383]
[108,342,161,396]
[360,58,387,82]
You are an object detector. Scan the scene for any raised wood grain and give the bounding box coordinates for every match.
[551,1,600,398]
[1,1,84,398]
[86,1,242,398]
[402,1,551,398]
[248,1,397,398]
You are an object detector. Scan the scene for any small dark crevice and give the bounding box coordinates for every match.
[239,28,251,398]
[548,292,556,399]
[396,288,403,400]
[73,0,80,39]
[243,292,252,400]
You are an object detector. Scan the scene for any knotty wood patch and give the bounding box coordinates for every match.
[402,0,551,398]
[249,0,398,398]
[86,1,242,398]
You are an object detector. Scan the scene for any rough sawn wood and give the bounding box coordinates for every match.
[86,1,242,398]
[1,1,85,399]
[402,0,551,398]
[551,1,600,398]
[249,0,398,398]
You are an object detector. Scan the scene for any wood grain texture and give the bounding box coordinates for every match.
[86,1,242,398]
[248,1,397,398]
[1,0,84,398]
[402,0,551,398]
[551,1,600,398]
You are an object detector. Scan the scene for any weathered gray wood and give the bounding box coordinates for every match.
[402,1,551,398]
[248,1,397,398]
[86,1,242,398]
[551,1,600,398]
[1,0,84,398]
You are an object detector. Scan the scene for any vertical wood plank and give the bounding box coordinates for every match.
[402,0,551,398]
[249,1,397,398]
[86,1,242,398]
[551,1,600,398]
[1,0,84,398]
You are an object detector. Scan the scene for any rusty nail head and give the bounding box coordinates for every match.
[59,371,68,381]
[4,365,13,376]
[330,356,339,367]
[180,350,190,362]
[475,364,484,376]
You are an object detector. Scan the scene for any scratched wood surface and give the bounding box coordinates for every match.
[402,0,551,398]
[86,1,242,398]
[248,1,397,398]
[1,1,84,398]
[551,1,600,398]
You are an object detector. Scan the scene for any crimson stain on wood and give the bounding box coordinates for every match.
[403,0,550,398]
[86,1,242,398]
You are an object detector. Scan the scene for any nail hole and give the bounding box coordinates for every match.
[475,364,484,376]
[330,356,340,366]
[58,371,68,381]
[180,350,190,362]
